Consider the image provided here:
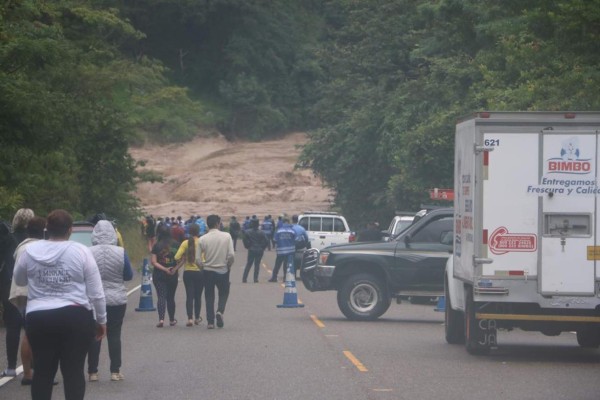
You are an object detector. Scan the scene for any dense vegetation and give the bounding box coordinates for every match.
[1,0,599,225]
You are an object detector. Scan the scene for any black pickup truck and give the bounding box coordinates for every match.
[300,208,453,320]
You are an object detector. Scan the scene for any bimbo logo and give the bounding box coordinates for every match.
[546,136,591,175]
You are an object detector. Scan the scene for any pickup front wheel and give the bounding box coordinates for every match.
[337,273,391,321]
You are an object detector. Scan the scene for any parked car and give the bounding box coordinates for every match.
[300,208,453,320]
[297,211,355,251]
[382,214,415,241]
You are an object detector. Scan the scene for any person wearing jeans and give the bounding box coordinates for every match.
[87,220,133,382]
[197,215,235,329]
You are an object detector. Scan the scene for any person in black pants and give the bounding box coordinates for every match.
[197,215,235,329]
[242,219,268,283]
[13,209,106,400]
[151,224,179,327]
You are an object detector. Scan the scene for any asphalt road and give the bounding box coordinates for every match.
[2,247,600,399]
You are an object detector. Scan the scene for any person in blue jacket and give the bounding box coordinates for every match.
[261,216,274,251]
[268,217,296,282]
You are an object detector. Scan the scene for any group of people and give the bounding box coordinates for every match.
[1,206,307,399]
[146,212,307,329]
[149,214,234,330]
[1,208,130,400]
[241,214,309,284]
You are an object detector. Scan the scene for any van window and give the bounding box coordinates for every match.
[334,218,346,232]
[299,217,308,230]
[322,217,334,232]
[309,218,321,231]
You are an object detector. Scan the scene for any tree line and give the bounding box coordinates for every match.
[1,0,599,225]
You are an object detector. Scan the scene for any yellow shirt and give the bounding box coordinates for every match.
[174,238,202,271]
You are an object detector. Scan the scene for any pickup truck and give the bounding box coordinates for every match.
[300,208,453,320]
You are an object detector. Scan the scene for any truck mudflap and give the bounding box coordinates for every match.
[300,248,335,291]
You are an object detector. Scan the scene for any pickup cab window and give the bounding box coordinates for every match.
[411,217,453,244]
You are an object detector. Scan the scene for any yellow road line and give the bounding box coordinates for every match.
[310,314,325,328]
[343,351,368,372]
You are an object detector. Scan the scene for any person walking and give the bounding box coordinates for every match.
[173,223,204,327]
[242,219,268,283]
[1,208,33,380]
[268,216,296,282]
[151,224,179,327]
[13,209,106,400]
[196,215,234,329]
[9,215,46,385]
[87,220,133,382]
[228,216,241,251]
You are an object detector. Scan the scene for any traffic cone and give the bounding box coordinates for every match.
[277,254,304,308]
[135,258,156,312]
[434,296,445,312]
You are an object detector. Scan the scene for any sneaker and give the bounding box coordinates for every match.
[1,369,17,377]
[194,317,202,325]
[110,372,124,381]
[186,320,193,327]
[216,312,224,328]
[268,278,277,282]
[89,373,99,382]
[207,324,215,329]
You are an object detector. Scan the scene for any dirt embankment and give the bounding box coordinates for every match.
[130,132,333,220]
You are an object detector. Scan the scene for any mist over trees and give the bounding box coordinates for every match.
[1,0,599,224]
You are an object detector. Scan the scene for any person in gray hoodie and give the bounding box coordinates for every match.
[87,220,133,382]
[13,209,106,400]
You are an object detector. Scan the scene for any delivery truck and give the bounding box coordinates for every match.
[445,111,600,354]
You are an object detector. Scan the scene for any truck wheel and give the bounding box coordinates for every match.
[576,327,600,348]
[445,283,464,344]
[337,273,391,321]
[464,291,492,355]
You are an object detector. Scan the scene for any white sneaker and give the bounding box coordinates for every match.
[111,372,124,381]
[88,373,99,382]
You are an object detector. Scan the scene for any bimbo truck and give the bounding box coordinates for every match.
[445,111,600,354]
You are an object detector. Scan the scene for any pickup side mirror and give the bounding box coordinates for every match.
[404,234,411,246]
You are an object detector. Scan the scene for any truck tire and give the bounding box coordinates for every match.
[337,273,391,321]
[445,283,464,344]
[576,326,600,348]
[464,291,492,355]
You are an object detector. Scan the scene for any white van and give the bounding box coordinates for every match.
[298,211,354,251]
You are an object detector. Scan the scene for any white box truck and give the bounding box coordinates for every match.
[445,111,600,354]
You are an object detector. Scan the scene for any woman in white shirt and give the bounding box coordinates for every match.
[13,209,106,400]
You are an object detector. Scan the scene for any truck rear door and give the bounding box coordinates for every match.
[481,132,540,281]
[539,132,597,295]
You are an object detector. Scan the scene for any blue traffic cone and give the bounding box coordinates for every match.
[434,296,445,312]
[277,254,304,308]
[135,258,156,312]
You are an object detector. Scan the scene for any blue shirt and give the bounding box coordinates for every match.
[275,224,295,255]
[292,224,309,247]
[261,219,274,235]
